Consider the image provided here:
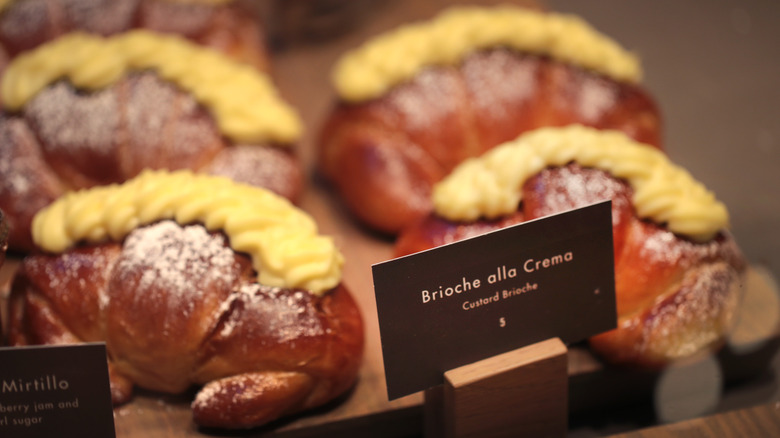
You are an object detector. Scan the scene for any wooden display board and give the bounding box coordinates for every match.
[425,338,568,438]
[1,259,777,437]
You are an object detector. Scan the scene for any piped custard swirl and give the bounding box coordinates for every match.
[32,170,342,295]
[333,5,642,102]
[1,30,301,144]
[433,125,729,242]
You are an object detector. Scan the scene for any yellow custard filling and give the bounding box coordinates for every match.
[1,30,301,144]
[433,125,729,242]
[333,5,642,103]
[32,170,342,295]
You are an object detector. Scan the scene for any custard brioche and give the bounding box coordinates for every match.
[319,6,662,234]
[8,170,364,429]
[395,126,744,367]
[0,30,303,251]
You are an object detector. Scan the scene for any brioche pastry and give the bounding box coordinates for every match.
[319,5,662,234]
[0,30,303,251]
[7,169,364,429]
[395,125,745,367]
[0,0,270,73]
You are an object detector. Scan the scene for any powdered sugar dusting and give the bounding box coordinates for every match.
[25,81,120,159]
[392,67,461,133]
[125,74,176,143]
[638,227,726,271]
[45,248,117,313]
[645,262,738,357]
[205,145,299,198]
[639,229,686,265]
[192,374,274,412]
[192,378,222,409]
[0,0,50,55]
[123,73,224,174]
[216,283,323,342]
[0,118,38,194]
[22,73,223,185]
[524,165,630,226]
[462,49,537,123]
[0,115,64,247]
[115,221,239,312]
[577,77,615,122]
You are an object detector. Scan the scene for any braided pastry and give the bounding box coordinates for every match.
[318,5,662,234]
[0,30,303,252]
[0,0,269,72]
[7,170,364,429]
[395,126,745,367]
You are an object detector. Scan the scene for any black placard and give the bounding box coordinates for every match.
[0,343,116,437]
[373,201,617,400]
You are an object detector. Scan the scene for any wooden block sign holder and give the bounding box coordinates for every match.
[424,338,568,438]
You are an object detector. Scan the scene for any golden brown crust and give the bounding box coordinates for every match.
[192,371,315,429]
[8,221,364,428]
[319,50,663,234]
[589,261,742,367]
[0,0,269,72]
[395,165,745,368]
[0,72,304,251]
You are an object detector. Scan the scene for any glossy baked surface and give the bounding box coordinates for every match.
[0,72,303,251]
[7,220,364,429]
[396,164,746,367]
[0,0,270,72]
[319,49,661,235]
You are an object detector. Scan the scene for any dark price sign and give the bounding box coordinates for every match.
[372,201,617,400]
[0,343,116,438]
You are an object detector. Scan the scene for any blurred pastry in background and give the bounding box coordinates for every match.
[318,5,662,235]
[0,30,304,252]
[0,0,271,72]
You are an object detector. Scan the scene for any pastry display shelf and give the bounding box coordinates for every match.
[2,0,778,436]
[1,199,778,438]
